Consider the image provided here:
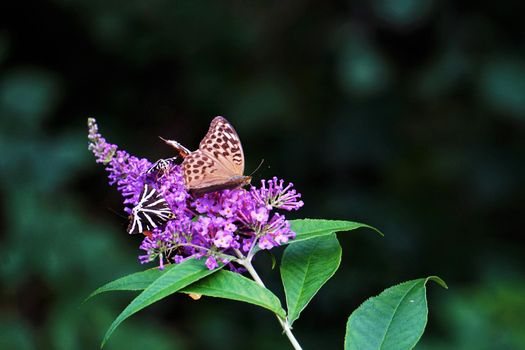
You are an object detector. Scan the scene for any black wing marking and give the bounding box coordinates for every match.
[127,184,174,234]
[146,156,180,175]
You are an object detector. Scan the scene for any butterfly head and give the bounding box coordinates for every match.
[230,174,252,190]
[240,175,252,187]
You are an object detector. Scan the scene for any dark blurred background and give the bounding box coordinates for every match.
[1,1,524,349]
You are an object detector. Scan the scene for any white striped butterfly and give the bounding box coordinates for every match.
[127,184,174,234]
[145,139,191,177]
[146,156,180,176]
[162,116,251,194]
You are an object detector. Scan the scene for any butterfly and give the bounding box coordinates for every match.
[127,184,175,234]
[146,156,180,176]
[162,116,251,194]
[145,138,192,178]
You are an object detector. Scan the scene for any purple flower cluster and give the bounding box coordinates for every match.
[88,118,304,270]
[88,118,152,209]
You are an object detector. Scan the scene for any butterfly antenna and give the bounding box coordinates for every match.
[107,207,128,219]
[249,159,265,177]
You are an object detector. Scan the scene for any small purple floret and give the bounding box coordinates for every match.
[88,118,304,271]
[205,256,219,270]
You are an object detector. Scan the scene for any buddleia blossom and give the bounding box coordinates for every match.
[88,118,151,208]
[138,228,173,269]
[155,166,189,219]
[88,118,304,271]
[87,118,117,165]
[251,177,304,211]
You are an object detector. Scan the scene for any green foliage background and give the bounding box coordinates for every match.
[1,1,524,349]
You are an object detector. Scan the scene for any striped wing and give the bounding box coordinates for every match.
[146,156,180,175]
[127,184,174,234]
[182,116,250,194]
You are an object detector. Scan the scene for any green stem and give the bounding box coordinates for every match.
[234,249,303,350]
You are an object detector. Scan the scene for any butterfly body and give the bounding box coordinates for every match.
[190,174,251,195]
[164,116,251,194]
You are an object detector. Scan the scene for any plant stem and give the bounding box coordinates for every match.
[234,250,303,350]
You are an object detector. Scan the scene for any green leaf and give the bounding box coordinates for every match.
[289,219,382,243]
[180,270,286,318]
[345,276,448,350]
[281,234,342,325]
[101,259,217,347]
[86,266,286,318]
[86,266,170,301]
[94,262,287,346]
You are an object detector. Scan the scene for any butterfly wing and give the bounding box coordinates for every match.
[198,116,245,176]
[159,137,192,158]
[182,116,250,194]
[127,184,174,234]
[146,156,179,175]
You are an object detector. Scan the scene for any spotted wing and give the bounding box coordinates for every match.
[127,184,174,234]
[198,116,245,175]
[182,117,247,193]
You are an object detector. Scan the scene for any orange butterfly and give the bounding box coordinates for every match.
[162,117,251,194]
